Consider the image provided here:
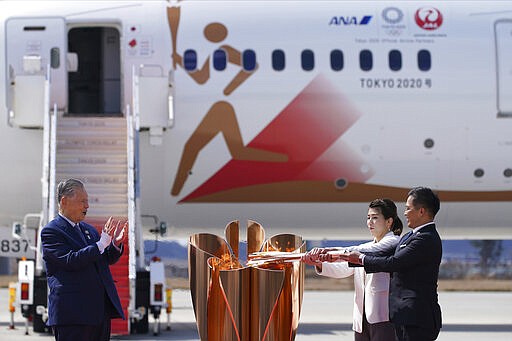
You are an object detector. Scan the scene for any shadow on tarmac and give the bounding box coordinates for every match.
[296,322,512,334]
[3,321,512,340]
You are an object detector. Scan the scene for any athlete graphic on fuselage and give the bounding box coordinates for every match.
[167,6,288,196]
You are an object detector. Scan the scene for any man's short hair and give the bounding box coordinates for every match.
[57,179,85,204]
[408,186,440,217]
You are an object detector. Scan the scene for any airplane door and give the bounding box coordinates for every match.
[6,17,67,112]
[495,20,512,117]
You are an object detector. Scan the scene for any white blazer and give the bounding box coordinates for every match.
[318,232,399,333]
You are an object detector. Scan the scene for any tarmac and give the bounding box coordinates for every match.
[1,288,511,340]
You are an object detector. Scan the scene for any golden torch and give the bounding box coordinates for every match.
[188,220,306,341]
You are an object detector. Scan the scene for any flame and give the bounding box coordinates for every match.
[262,244,296,253]
[211,253,243,270]
[210,240,299,271]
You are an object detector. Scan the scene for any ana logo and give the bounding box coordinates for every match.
[382,7,403,25]
[329,15,372,26]
[415,7,443,30]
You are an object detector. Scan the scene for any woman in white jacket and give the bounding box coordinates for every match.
[303,198,403,341]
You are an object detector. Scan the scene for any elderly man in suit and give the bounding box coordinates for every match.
[41,178,127,341]
[343,187,442,341]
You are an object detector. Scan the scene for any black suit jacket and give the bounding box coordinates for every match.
[363,224,442,337]
[41,215,125,326]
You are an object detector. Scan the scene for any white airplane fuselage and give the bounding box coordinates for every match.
[1,0,512,240]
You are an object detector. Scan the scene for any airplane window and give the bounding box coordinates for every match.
[272,49,285,71]
[243,49,256,71]
[50,47,60,69]
[474,168,484,178]
[213,49,227,71]
[330,50,344,71]
[302,49,315,71]
[183,49,197,71]
[335,178,347,189]
[424,138,434,149]
[418,49,431,71]
[389,50,402,71]
[504,168,512,178]
[360,50,373,71]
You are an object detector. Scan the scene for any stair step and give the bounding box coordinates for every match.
[78,183,128,195]
[57,131,126,140]
[85,217,119,226]
[56,138,126,150]
[57,121,126,133]
[56,151,127,161]
[111,320,129,335]
[53,181,127,195]
[55,174,128,185]
[84,193,127,204]
[58,116,126,127]
[86,201,128,208]
[86,207,128,217]
[56,164,127,175]
[56,155,127,165]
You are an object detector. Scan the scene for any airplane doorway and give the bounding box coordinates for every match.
[67,27,121,116]
[495,20,512,117]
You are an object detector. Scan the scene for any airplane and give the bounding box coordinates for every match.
[2,0,512,335]
[1,0,512,247]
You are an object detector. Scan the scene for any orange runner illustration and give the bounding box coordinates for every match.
[167,5,288,196]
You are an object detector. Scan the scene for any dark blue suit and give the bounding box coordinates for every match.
[41,215,125,330]
[363,224,442,340]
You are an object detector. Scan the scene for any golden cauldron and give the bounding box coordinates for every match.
[189,220,306,341]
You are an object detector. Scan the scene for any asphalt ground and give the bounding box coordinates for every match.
[0,288,511,340]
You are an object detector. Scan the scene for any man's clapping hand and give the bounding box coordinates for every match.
[104,217,128,247]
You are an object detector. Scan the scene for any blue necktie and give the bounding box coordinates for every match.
[400,231,413,244]
[75,223,87,244]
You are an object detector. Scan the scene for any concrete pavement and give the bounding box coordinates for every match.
[0,288,511,340]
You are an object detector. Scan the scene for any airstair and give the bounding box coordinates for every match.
[5,17,155,336]
[53,115,132,334]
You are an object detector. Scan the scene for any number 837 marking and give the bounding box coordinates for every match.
[1,239,29,253]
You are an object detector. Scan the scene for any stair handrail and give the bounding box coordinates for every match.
[131,65,145,269]
[49,103,57,221]
[126,103,137,329]
[126,103,137,274]
[37,66,55,273]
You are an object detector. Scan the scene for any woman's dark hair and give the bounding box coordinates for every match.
[369,198,403,236]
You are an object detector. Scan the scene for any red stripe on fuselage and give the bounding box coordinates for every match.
[181,74,370,202]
